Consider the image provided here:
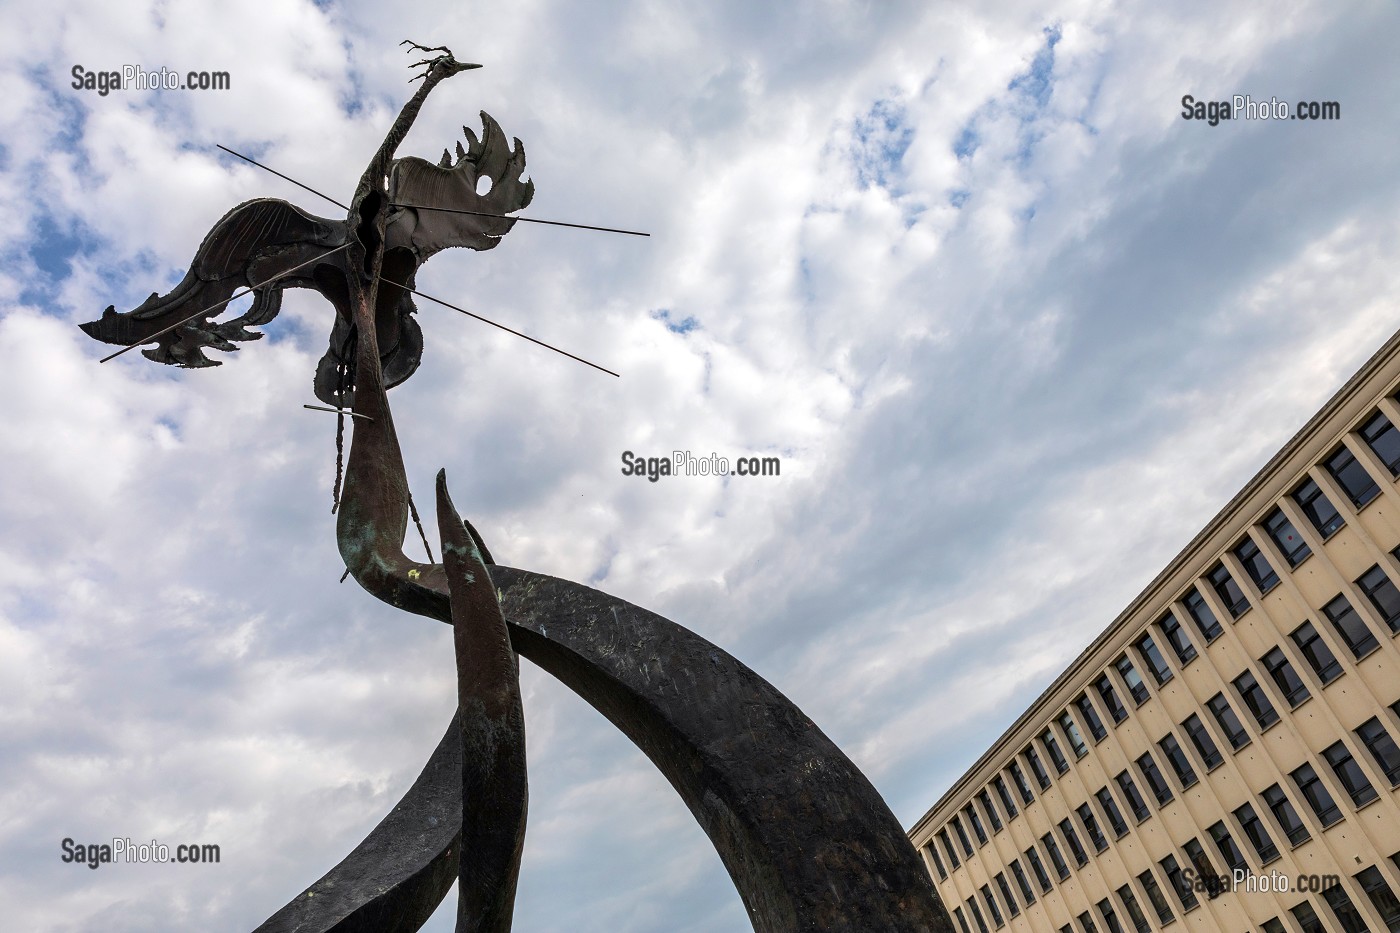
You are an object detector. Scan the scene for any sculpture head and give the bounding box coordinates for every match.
[80,54,531,409]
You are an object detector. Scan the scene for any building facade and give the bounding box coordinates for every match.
[909,330,1400,933]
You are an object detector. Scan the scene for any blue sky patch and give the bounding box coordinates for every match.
[851,98,914,191]
[651,308,700,335]
[1008,25,1061,113]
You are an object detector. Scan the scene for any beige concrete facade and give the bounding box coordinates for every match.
[909,329,1400,933]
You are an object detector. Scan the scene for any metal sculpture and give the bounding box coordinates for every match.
[82,43,952,933]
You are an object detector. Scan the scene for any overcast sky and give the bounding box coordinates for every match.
[2,1,1399,930]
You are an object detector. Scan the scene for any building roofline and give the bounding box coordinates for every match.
[908,321,1400,840]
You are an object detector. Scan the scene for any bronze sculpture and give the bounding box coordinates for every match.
[82,43,951,933]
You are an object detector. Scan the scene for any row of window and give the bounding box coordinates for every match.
[946,838,1179,933]
[927,626,1399,885]
[927,699,1400,899]
[946,831,1400,933]
[1260,853,1400,933]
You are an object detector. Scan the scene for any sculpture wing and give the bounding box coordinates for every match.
[384,111,534,264]
[80,198,347,367]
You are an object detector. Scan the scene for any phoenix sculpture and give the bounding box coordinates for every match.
[81,42,951,933]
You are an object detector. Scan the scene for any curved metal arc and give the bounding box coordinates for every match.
[251,712,462,933]
[255,563,951,933]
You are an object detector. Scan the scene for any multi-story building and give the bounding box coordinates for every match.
[909,329,1400,933]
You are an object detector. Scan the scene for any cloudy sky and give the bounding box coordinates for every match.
[2,0,1399,929]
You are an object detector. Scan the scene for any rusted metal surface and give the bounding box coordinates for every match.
[437,472,527,933]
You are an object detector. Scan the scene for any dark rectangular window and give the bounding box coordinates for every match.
[1362,562,1400,633]
[1235,537,1280,593]
[1235,802,1279,864]
[995,872,1019,918]
[1183,838,1223,899]
[1206,692,1250,749]
[1326,445,1380,507]
[993,776,1019,820]
[1291,621,1343,684]
[1158,611,1197,665]
[1208,819,1248,873]
[1134,634,1173,685]
[1076,695,1107,742]
[1262,646,1312,707]
[1322,882,1370,933]
[1356,717,1400,786]
[980,884,1004,928]
[938,829,961,868]
[1290,900,1326,933]
[1295,477,1345,536]
[1183,713,1223,769]
[1158,733,1198,788]
[1209,562,1250,617]
[1159,854,1198,911]
[924,842,947,880]
[1096,787,1128,837]
[1025,845,1053,893]
[951,814,974,856]
[1025,746,1052,789]
[1009,761,1035,804]
[1077,912,1097,933]
[1115,655,1150,704]
[976,790,1002,833]
[1233,669,1280,728]
[1356,865,1400,932]
[1323,594,1380,658]
[967,896,989,933]
[1265,507,1312,566]
[1361,410,1400,474]
[1042,728,1070,774]
[1182,588,1222,641]
[964,803,988,845]
[1077,802,1108,852]
[1137,869,1175,925]
[1042,831,1070,880]
[1262,783,1311,846]
[1010,858,1036,905]
[1059,711,1089,758]
[952,906,972,933]
[1262,918,1286,933]
[1116,770,1150,821]
[1059,817,1089,866]
[1097,899,1124,933]
[1095,674,1128,723]
[1136,751,1173,806]
[1116,884,1151,933]
[1323,740,1379,807]
[1291,762,1343,827]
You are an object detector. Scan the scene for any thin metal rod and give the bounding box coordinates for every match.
[216,144,350,211]
[390,202,648,237]
[213,143,647,239]
[99,243,353,363]
[378,278,619,377]
[304,404,375,422]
